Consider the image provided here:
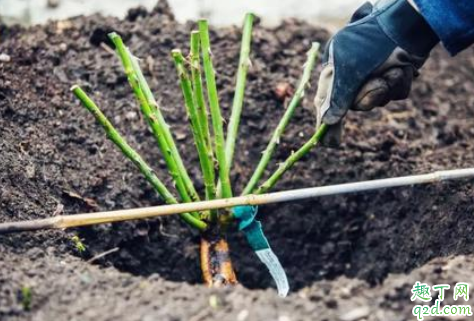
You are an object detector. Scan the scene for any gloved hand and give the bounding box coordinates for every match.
[314,0,439,146]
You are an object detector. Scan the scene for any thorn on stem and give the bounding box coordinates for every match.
[245,57,253,68]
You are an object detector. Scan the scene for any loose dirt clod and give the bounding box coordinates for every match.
[0,53,11,62]
[1,1,474,320]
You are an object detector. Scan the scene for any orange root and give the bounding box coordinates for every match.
[200,230,237,287]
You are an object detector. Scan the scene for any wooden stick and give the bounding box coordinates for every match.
[1,167,474,234]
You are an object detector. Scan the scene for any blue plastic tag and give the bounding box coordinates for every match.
[233,205,289,297]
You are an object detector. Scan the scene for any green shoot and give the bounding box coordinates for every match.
[68,15,325,288]
[108,32,202,215]
[255,124,328,194]
[71,85,207,231]
[198,20,233,199]
[129,47,201,204]
[71,235,87,254]
[20,286,32,311]
[243,42,321,195]
[172,49,217,221]
[225,13,254,172]
[190,31,214,160]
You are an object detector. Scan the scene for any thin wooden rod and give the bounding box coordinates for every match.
[1,167,473,234]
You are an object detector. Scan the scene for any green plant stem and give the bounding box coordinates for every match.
[129,50,201,203]
[190,31,213,157]
[198,20,233,199]
[225,13,254,172]
[172,49,217,220]
[108,33,202,218]
[254,124,328,195]
[71,85,207,231]
[243,42,321,195]
[190,32,218,222]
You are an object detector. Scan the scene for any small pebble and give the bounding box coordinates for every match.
[339,306,370,321]
[59,43,68,52]
[237,310,249,321]
[274,82,293,101]
[125,111,138,120]
[26,165,36,178]
[0,53,11,62]
[56,20,72,33]
[47,0,60,8]
[209,295,219,308]
[175,131,187,140]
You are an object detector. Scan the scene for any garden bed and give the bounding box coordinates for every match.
[1,1,474,320]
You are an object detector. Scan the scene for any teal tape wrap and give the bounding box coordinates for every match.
[242,219,270,251]
[233,205,269,250]
[233,205,289,297]
[233,205,258,230]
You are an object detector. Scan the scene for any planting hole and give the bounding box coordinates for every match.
[79,181,474,290]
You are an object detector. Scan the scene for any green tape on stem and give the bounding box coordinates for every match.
[233,205,289,297]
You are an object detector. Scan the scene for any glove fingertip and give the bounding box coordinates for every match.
[321,122,344,148]
[349,2,374,23]
[322,103,346,125]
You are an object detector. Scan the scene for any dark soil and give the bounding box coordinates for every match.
[1,1,474,320]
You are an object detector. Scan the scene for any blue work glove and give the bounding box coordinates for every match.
[315,0,439,146]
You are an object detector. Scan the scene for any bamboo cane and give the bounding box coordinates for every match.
[2,167,474,234]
